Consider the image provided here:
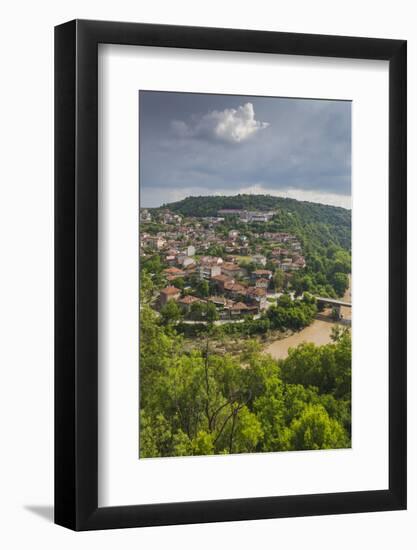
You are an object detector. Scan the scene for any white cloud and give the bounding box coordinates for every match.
[172,102,269,143]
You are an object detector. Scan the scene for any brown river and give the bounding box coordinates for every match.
[264,275,351,360]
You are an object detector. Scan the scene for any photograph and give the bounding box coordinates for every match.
[139,91,352,458]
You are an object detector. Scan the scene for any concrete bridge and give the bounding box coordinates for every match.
[314,296,351,323]
[315,296,352,308]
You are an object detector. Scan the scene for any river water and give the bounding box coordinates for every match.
[264,275,352,360]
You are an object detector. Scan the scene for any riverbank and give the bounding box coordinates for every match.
[264,319,334,360]
[264,274,352,360]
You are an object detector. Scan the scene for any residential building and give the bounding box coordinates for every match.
[198,264,222,280]
[182,257,196,269]
[292,256,306,269]
[230,302,250,316]
[142,235,166,250]
[177,295,201,313]
[221,262,247,278]
[271,247,287,258]
[255,278,269,290]
[165,255,176,266]
[159,286,181,306]
[246,287,267,310]
[252,269,273,280]
[224,281,247,300]
[183,245,196,257]
[200,256,223,266]
[279,258,294,272]
[163,267,185,280]
[162,212,182,225]
[211,274,234,292]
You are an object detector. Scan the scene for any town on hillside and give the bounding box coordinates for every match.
[140,206,308,322]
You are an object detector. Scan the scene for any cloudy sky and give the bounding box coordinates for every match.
[139,91,351,209]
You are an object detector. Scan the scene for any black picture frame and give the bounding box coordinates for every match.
[55,19,407,531]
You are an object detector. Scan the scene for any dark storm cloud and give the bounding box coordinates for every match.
[139,91,351,208]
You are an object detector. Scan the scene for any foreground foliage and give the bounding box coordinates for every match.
[139,304,351,457]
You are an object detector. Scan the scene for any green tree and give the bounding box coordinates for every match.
[225,406,263,454]
[192,431,215,455]
[160,299,182,325]
[139,411,172,458]
[197,279,209,298]
[290,404,349,450]
[273,268,285,291]
[189,301,206,320]
[331,272,349,296]
[205,301,219,324]
[140,270,154,303]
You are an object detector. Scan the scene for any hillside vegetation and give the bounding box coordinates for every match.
[162,194,351,251]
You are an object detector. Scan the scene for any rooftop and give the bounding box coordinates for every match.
[160,286,181,295]
[253,269,272,276]
[222,262,241,271]
[231,302,249,310]
[178,295,201,304]
[212,274,233,283]
[163,267,185,275]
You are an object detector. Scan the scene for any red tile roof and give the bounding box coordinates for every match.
[247,287,267,297]
[231,302,249,310]
[222,262,241,271]
[178,295,200,305]
[163,267,185,274]
[160,286,181,295]
[224,281,246,293]
[253,269,272,276]
[212,274,233,283]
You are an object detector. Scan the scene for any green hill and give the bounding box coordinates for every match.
[160,194,351,252]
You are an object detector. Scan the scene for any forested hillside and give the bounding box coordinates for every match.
[160,194,351,251]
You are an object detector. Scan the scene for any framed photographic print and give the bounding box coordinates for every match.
[55,20,407,530]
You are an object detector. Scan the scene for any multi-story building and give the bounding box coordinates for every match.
[183,245,196,257]
[142,235,166,250]
[255,278,269,290]
[246,287,267,310]
[252,269,272,280]
[198,264,222,280]
[224,281,247,300]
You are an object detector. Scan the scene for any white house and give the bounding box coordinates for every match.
[184,245,196,257]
